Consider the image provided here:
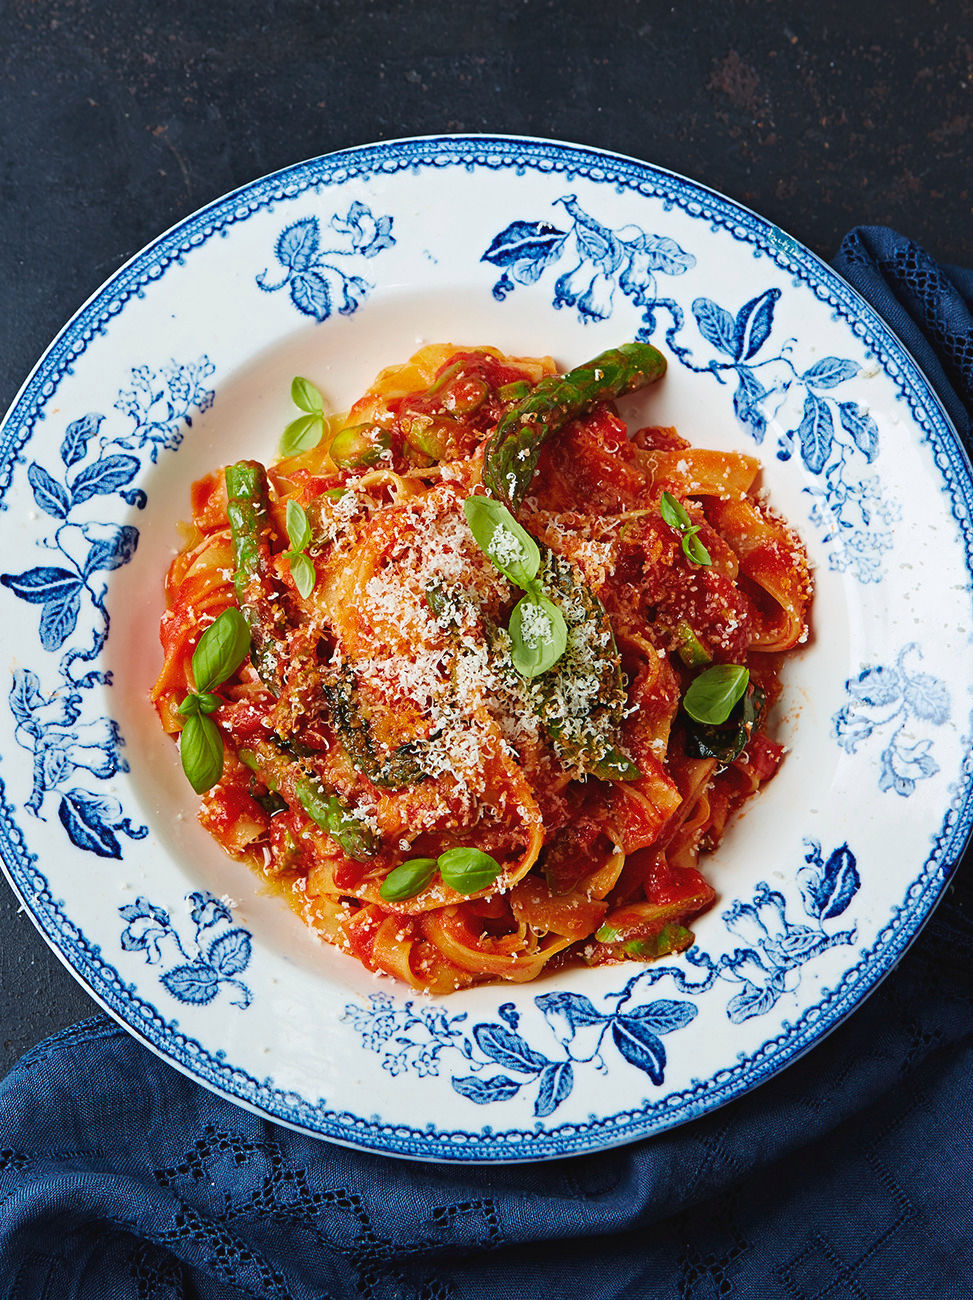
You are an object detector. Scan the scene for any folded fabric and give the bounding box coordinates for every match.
[1,228,971,1300]
[832,225,972,442]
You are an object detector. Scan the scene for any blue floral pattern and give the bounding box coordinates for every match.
[345,985,697,1118]
[256,201,394,321]
[686,294,898,583]
[832,643,950,795]
[482,194,695,349]
[345,841,859,1113]
[1,358,214,857]
[483,196,898,582]
[669,845,860,1023]
[341,996,469,1078]
[119,891,253,1008]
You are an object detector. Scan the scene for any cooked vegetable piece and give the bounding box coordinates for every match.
[241,742,376,861]
[294,776,376,861]
[321,670,427,788]
[673,620,712,667]
[482,341,666,511]
[328,423,391,468]
[622,924,695,958]
[225,461,287,692]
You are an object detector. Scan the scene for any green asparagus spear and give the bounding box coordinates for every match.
[268,653,427,789]
[482,341,667,512]
[486,549,639,781]
[225,461,287,693]
[321,669,427,788]
[240,741,376,861]
[534,549,639,780]
[294,776,376,861]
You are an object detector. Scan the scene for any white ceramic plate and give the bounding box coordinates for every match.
[1,136,970,1162]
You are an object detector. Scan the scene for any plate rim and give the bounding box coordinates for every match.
[2,132,971,1163]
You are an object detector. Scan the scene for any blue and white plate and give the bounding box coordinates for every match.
[1,136,970,1162]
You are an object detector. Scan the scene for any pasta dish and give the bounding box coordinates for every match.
[152,342,812,992]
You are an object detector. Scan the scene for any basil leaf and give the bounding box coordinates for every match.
[438,846,502,894]
[379,857,438,902]
[660,491,692,531]
[682,530,712,566]
[661,491,711,567]
[281,412,324,457]
[682,664,750,725]
[179,711,224,794]
[685,684,765,764]
[191,607,251,693]
[195,692,221,714]
[463,495,540,590]
[509,589,568,677]
[288,551,316,599]
[176,693,201,717]
[291,376,324,414]
[285,498,312,553]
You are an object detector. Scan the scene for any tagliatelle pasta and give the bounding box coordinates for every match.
[152,343,812,992]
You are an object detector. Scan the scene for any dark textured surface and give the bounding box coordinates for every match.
[0,0,971,1071]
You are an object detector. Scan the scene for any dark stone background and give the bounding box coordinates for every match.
[0,0,970,1070]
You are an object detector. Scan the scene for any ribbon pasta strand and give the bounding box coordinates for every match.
[152,344,811,990]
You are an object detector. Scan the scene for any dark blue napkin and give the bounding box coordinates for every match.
[1,228,971,1300]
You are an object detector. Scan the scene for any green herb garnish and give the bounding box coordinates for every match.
[682,664,750,725]
[508,589,568,677]
[685,683,765,765]
[378,846,502,902]
[378,857,438,902]
[281,376,327,457]
[179,713,225,796]
[283,498,316,599]
[660,491,712,566]
[438,846,503,893]
[463,494,568,678]
[177,608,251,793]
[463,495,540,590]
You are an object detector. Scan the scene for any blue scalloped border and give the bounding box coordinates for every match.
[2,135,972,1162]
